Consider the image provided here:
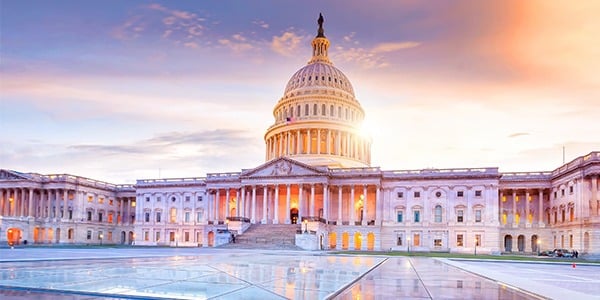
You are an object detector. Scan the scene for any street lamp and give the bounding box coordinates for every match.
[99,233,103,246]
[407,237,411,254]
[303,219,308,233]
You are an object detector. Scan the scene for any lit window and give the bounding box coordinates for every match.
[155,232,160,242]
[457,234,464,247]
[434,239,442,247]
[413,234,420,246]
[144,231,149,241]
[475,234,481,246]
[170,207,177,223]
[88,196,93,203]
[98,198,104,204]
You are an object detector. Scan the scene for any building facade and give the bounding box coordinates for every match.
[1,16,599,255]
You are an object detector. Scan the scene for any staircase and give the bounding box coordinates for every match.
[219,224,303,250]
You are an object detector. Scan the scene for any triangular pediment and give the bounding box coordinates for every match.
[241,157,328,178]
[0,169,32,180]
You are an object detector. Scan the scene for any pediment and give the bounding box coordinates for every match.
[0,169,31,180]
[241,157,327,178]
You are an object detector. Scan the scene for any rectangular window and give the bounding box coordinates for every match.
[170,232,175,242]
[185,196,190,202]
[554,191,557,199]
[413,234,420,246]
[397,236,402,246]
[155,231,160,242]
[108,212,114,223]
[414,211,420,223]
[569,208,574,222]
[170,209,177,223]
[185,212,190,223]
[397,192,404,198]
[198,196,203,201]
[184,232,190,242]
[457,234,464,247]
[146,197,150,202]
[475,234,481,246]
[475,210,482,222]
[98,213,103,222]
[98,198,104,204]
[561,210,565,222]
[457,210,464,223]
[107,231,112,241]
[457,191,464,197]
[434,239,442,247]
[569,234,573,248]
[569,186,573,194]
[475,190,482,197]
[87,211,92,221]
[145,212,150,222]
[87,230,92,240]
[196,211,203,222]
[561,189,565,196]
[68,209,73,220]
[144,231,149,241]
[156,212,161,223]
[396,211,403,223]
[109,199,113,206]
[87,196,93,203]
[157,197,162,202]
[97,231,103,240]
[414,191,420,198]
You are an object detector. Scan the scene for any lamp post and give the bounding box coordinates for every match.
[303,219,308,233]
[99,233,103,246]
[537,239,541,256]
[407,237,411,254]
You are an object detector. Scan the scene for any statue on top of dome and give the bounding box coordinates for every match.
[317,13,325,37]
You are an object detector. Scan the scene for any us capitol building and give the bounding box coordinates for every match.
[1,15,599,255]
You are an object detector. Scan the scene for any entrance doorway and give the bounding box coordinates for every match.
[504,235,513,252]
[207,231,215,247]
[517,235,525,252]
[6,228,21,246]
[531,235,539,253]
[290,208,299,224]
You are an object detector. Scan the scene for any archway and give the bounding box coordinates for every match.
[290,208,299,224]
[504,235,513,252]
[55,228,61,244]
[329,232,337,249]
[6,228,21,246]
[207,231,215,247]
[342,232,349,250]
[517,235,525,252]
[47,228,54,244]
[121,231,126,244]
[367,232,375,251]
[354,232,362,250]
[33,227,40,244]
[128,231,134,245]
[531,235,539,253]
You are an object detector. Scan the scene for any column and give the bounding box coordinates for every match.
[0,189,4,216]
[337,186,343,224]
[28,189,34,217]
[317,130,321,154]
[287,131,291,155]
[298,184,303,220]
[512,190,517,226]
[62,189,68,219]
[119,197,124,224]
[274,185,279,224]
[309,184,315,217]
[362,185,368,226]
[225,189,230,218]
[307,130,312,154]
[336,130,341,155]
[525,190,530,225]
[20,188,26,217]
[237,189,242,217]
[323,184,329,221]
[262,186,268,224]
[538,189,544,225]
[296,130,301,155]
[326,130,331,155]
[285,184,291,224]
[592,176,598,216]
[215,189,220,222]
[350,185,355,224]
[375,186,381,225]
[251,186,257,223]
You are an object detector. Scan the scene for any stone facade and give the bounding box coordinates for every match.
[1,15,599,255]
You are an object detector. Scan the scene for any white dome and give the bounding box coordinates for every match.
[283,62,356,98]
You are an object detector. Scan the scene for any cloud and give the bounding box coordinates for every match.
[271,31,305,56]
[253,20,269,29]
[508,132,530,138]
[371,42,420,53]
[218,33,255,53]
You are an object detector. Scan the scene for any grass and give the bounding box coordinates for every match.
[330,250,600,263]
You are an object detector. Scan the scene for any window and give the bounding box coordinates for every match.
[475,210,482,222]
[98,212,103,222]
[144,212,150,222]
[554,191,557,199]
[108,231,113,241]
[185,196,190,202]
[313,103,317,115]
[553,211,557,223]
[396,211,403,222]
[109,199,114,206]
[170,207,177,223]
[475,234,481,246]
[196,211,203,222]
[157,196,162,202]
[413,234,420,246]
[561,209,565,222]
[146,197,150,202]
[561,189,565,196]
[569,207,574,222]
[98,198,104,204]
[144,231,149,241]
[156,212,162,223]
[185,212,191,223]
[184,232,190,242]
[198,196,203,201]
[171,196,176,202]
[297,105,300,117]
[434,239,442,247]
[457,234,464,247]
[414,191,420,198]
[397,192,404,198]
[87,211,92,221]
[457,191,464,197]
[475,190,482,197]
[434,205,442,222]
[305,104,309,116]
[414,211,420,222]
[169,232,175,242]
[569,186,573,194]
[108,212,114,223]
[87,230,92,240]
[338,106,341,118]
[68,209,73,220]
[397,236,403,246]
[330,105,334,116]
[87,196,93,203]
[155,232,160,242]
[322,104,326,116]
[98,231,103,240]
[457,210,464,223]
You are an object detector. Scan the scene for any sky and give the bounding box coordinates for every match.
[1,0,599,184]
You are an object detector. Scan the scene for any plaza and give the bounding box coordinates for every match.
[0,247,599,299]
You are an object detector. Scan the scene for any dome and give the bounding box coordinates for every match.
[283,62,356,98]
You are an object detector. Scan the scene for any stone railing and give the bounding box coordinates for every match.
[552,151,599,177]
[136,177,205,185]
[42,174,135,191]
[384,167,498,178]
[206,172,241,179]
[501,171,552,181]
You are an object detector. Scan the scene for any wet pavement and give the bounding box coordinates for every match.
[0,248,596,299]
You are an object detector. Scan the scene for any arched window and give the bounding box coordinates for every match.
[313,103,318,115]
[305,104,309,116]
[434,205,442,222]
[330,105,334,116]
[321,104,326,116]
[290,107,294,117]
[345,108,349,120]
[338,106,342,118]
[297,105,301,117]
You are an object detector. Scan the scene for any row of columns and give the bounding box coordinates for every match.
[266,128,370,164]
[207,184,381,226]
[500,189,546,226]
[0,188,134,225]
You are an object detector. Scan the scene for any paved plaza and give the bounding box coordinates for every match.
[0,248,598,299]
